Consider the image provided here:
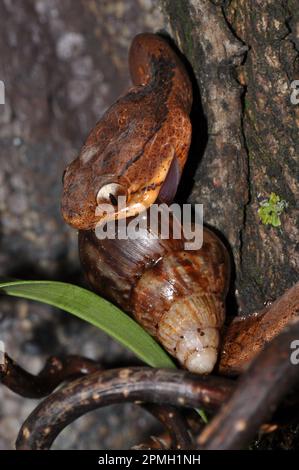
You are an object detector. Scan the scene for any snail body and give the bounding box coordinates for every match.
[61,33,230,374]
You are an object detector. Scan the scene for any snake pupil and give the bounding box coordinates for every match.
[109,193,118,206]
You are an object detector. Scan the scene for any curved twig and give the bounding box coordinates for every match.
[15,367,234,449]
[0,354,102,398]
[0,355,194,450]
[198,320,299,449]
[144,404,194,449]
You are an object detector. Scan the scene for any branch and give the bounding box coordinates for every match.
[198,320,299,449]
[15,367,234,449]
[0,354,102,398]
[0,355,198,449]
[144,404,194,449]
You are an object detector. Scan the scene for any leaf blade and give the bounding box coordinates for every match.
[0,280,175,369]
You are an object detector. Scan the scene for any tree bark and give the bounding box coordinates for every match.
[160,0,299,314]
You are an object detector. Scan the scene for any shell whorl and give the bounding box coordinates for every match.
[79,223,229,374]
[132,242,228,374]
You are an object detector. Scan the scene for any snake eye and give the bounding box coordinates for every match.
[62,168,67,184]
[96,183,126,207]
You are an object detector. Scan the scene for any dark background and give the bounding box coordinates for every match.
[0,0,165,450]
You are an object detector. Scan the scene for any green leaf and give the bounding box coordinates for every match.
[0,280,175,369]
[196,408,208,424]
[0,280,209,420]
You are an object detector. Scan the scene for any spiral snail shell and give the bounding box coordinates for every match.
[61,33,230,374]
[79,214,230,374]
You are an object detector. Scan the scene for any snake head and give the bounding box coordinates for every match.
[61,137,182,230]
[61,32,192,231]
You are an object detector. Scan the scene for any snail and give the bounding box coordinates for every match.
[61,33,230,374]
[79,216,230,374]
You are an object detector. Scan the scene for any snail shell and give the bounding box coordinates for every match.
[79,211,230,374]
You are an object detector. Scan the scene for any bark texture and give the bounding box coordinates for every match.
[161,0,299,313]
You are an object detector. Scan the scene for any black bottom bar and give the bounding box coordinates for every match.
[0,450,298,468]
